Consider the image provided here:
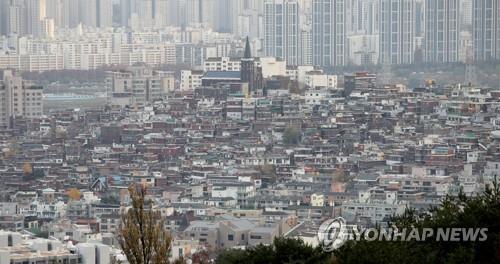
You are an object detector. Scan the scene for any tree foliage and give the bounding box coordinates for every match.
[216,183,500,264]
[333,183,500,264]
[67,188,81,201]
[118,185,180,264]
[217,237,333,264]
[22,162,33,175]
[191,250,211,264]
[283,127,301,145]
[101,195,120,205]
[260,164,277,184]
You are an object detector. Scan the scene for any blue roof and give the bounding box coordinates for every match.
[204,71,241,79]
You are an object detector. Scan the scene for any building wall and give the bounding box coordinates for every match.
[379,0,416,64]
[0,70,43,128]
[312,0,347,67]
[473,0,500,61]
[218,221,249,248]
[424,0,459,63]
[264,0,301,65]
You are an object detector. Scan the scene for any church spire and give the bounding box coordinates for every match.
[244,37,252,58]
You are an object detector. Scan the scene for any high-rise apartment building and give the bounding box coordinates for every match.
[264,0,301,65]
[79,0,98,28]
[0,1,8,35]
[312,0,347,67]
[97,0,113,28]
[163,0,203,28]
[473,0,500,61]
[348,0,379,35]
[63,0,81,28]
[7,2,26,35]
[4,0,46,36]
[461,0,473,27]
[0,70,44,129]
[46,0,66,28]
[24,0,46,37]
[154,0,169,27]
[301,25,313,65]
[3,0,113,32]
[362,0,380,35]
[379,0,416,64]
[424,0,459,63]
[215,0,234,32]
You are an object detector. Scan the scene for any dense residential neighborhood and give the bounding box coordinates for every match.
[0,0,499,263]
[1,43,500,261]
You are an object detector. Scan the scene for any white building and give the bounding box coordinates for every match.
[0,231,114,264]
[180,70,204,91]
[304,71,338,90]
[76,243,111,264]
[211,182,256,205]
[24,200,66,220]
[304,89,330,105]
[0,70,43,129]
[106,67,174,109]
[204,57,242,72]
[259,57,287,78]
[484,161,500,188]
[286,65,315,84]
[341,189,407,224]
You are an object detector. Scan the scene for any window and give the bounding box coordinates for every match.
[241,234,245,240]
[228,234,234,241]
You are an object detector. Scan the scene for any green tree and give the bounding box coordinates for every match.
[283,127,301,145]
[333,182,500,264]
[216,183,500,264]
[217,237,333,264]
[101,195,120,205]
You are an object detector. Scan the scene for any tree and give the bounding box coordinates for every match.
[191,250,211,264]
[22,162,33,175]
[259,164,277,184]
[217,237,333,264]
[332,182,500,264]
[67,188,81,201]
[118,185,182,264]
[215,183,500,264]
[283,127,301,145]
[101,195,120,205]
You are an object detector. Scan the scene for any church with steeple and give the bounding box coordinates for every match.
[240,37,263,96]
[198,37,263,96]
